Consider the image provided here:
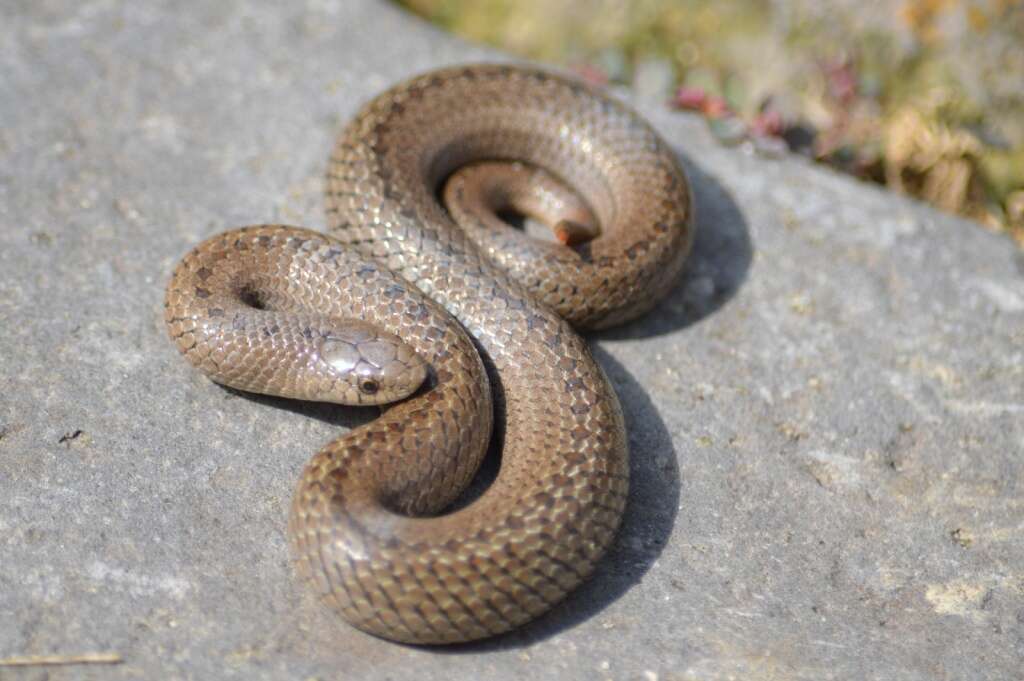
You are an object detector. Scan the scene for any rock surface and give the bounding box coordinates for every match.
[1,1,1022,679]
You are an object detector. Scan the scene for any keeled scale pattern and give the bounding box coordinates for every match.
[166,64,692,645]
[311,64,692,642]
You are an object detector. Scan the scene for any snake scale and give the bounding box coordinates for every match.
[164,64,692,644]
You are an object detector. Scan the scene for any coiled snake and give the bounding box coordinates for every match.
[164,64,692,644]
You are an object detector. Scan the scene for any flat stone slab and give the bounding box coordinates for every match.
[1,2,1022,679]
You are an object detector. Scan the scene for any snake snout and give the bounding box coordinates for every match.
[319,326,427,406]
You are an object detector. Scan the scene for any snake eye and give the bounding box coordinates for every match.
[359,379,379,395]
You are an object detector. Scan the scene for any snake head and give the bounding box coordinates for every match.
[318,324,428,406]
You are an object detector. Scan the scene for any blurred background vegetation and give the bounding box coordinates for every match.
[397,0,1024,247]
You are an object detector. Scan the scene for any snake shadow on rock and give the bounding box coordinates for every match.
[220,153,750,651]
[438,155,752,653]
[597,151,753,341]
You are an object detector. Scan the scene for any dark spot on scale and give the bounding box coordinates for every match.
[233,239,248,251]
[207,307,224,317]
[490,286,512,304]
[302,327,314,340]
[257,235,272,248]
[196,266,213,281]
[525,313,547,332]
[506,516,525,530]
[625,243,645,261]
[194,287,211,299]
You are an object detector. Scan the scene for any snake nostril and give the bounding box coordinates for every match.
[360,379,379,395]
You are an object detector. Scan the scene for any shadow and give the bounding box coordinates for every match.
[217,384,377,431]
[222,346,680,652]
[433,346,680,653]
[433,157,751,653]
[597,150,753,340]
[221,153,749,652]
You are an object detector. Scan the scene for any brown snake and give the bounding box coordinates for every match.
[164,64,692,644]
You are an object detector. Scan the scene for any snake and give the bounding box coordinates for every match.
[164,64,693,644]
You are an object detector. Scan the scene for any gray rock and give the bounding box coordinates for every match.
[631,57,676,100]
[1,1,1021,679]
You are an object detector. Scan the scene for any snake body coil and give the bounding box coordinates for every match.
[165,64,692,644]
